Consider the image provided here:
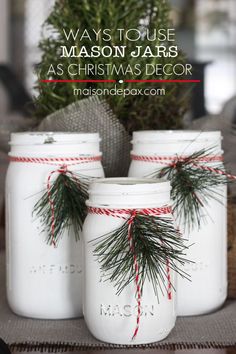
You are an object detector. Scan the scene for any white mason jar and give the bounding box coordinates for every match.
[128,130,227,316]
[6,132,104,319]
[83,178,176,345]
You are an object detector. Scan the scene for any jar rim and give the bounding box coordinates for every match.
[10,132,101,146]
[132,130,222,144]
[87,178,171,208]
[88,177,170,195]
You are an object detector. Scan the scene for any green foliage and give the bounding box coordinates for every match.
[33,172,89,246]
[150,149,228,230]
[35,0,189,131]
[92,213,190,298]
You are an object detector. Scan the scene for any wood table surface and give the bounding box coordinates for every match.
[9,348,236,354]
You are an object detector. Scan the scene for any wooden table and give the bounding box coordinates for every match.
[10,348,236,354]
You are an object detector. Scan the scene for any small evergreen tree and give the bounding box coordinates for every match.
[35,0,189,132]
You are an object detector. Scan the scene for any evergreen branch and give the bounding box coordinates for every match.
[33,172,90,245]
[149,149,228,230]
[92,213,190,298]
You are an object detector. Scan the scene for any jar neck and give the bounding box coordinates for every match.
[9,143,101,158]
[132,140,223,157]
[86,178,171,209]
[9,132,101,157]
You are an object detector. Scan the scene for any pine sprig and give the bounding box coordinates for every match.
[92,213,190,299]
[33,172,89,245]
[150,149,228,230]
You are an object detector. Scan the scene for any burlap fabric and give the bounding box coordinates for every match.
[0,253,236,351]
[38,96,131,177]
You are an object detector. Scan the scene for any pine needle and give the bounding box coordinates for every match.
[150,148,228,230]
[92,213,191,298]
[33,172,89,245]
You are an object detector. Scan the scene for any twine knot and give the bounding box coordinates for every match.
[57,164,68,174]
[128,210,137,225]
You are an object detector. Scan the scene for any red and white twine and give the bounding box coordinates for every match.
[10,155,101,165]
[10,155,101,247]
[131,154,236,180]
[131,154,223,164]
[46,165,80,247]
[88,205,173,339]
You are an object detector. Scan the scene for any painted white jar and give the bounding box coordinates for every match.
[83,178,177,345]
[6,132,104,319]
[128,130,227,316]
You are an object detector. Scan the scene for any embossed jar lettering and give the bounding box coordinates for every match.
[100,304,155,317]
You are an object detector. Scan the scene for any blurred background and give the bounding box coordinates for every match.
[0,0,235,114]
[0,0,236,243]
[0,0,236,116]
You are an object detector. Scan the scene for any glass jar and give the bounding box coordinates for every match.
[83,178,177,345]
[128,130,227,316]
[6,132,104,319]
